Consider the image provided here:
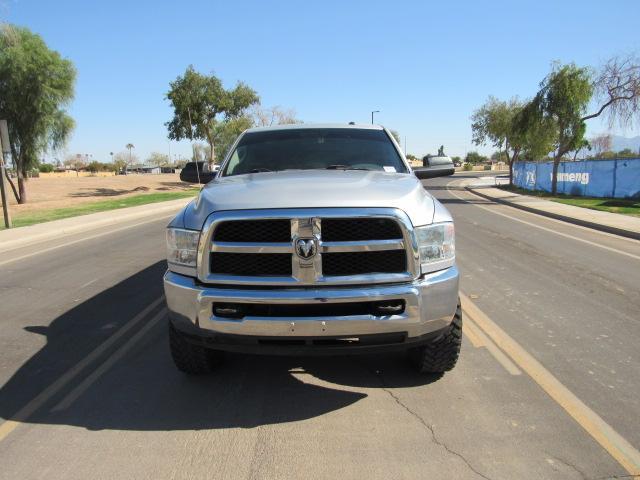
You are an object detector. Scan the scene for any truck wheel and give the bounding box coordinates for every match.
[169,324,222,374]
[409,300,462,374]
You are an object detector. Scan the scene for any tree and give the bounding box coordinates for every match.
[251,105,301,126]
[212,115,254,161]
[166,66,259,164]
[528,64,592,193]
[531,56,640,193]
[589,134,612,157]
[87,161,103,173]
[0,25,76,203]
[584,54,640,128]
[147,152,169,167]
[64,154,87,175]
[617,148,636,158]
[125,143,135,170]
[465,151,488,164]
[472,96,554,184]
[113,151,135,173]
[472,97,525,183]
[491,151,508,162]
[191,143,210,163]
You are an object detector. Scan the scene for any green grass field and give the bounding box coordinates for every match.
[500,186,640,217]
[2,190,198,230]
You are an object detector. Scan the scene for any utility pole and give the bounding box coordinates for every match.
[371,110,380,124]
[0,120,13,228]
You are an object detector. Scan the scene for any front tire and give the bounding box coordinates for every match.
[409,299,462,374]
[169,323,222,374]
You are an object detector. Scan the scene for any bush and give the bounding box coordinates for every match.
[463,163,473,171]
[483,165,491,171]
[87,161,110,173]
[38,163,54,173]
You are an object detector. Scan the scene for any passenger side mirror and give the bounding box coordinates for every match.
[413,166,455,179]
[180,162,216,184]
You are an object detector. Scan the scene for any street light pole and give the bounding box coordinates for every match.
[371,110,380,124]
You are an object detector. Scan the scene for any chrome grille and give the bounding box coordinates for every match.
[319,218,402,241]
[210,253,292,276]
[198,208,419,286]
[322,250,406,276]
[213,219,291,242]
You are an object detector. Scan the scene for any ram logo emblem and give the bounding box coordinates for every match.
[295,238,317,259]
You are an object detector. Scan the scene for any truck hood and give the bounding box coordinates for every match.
[181,170,438,229]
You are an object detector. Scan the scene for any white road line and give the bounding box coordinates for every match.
[0,214,174,267]
[455,178,640,246]
[446,184,640,261]
[461,293,640,476]
[0,297,164,442]
[52,308,167,412]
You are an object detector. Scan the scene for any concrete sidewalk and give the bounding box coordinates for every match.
[465,178,640,240]
[0,198,191,253]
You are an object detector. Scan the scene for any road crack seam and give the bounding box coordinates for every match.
[380,384,493,480]
[548,454,590,480]
[352,359,492,480]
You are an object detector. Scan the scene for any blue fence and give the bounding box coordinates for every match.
[512,158,640,198]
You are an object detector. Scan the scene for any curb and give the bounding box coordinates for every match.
[466,187,640,241]
[0,199,191,254]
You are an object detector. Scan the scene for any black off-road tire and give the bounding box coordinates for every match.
[169,323,222,374]
[409,300,462,374]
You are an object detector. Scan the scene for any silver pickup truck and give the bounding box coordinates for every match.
[164,124,461,376]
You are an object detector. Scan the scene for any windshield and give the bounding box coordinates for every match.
[221,128,407,176]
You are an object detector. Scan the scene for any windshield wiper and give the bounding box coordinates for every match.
[325,164,369,170]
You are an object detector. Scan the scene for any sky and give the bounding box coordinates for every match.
[3,0,640,163]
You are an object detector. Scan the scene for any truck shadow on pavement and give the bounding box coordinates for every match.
[0,262,441,432]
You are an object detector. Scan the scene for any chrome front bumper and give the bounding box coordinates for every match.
[163,266,459,340]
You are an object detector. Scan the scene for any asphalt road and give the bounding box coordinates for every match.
[0,173,639,479]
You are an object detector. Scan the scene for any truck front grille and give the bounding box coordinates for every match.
[322,250,406,276]
[210,253,292,276]
[213,219,291,242]
[320,218,402,241]
[201,209,417,285]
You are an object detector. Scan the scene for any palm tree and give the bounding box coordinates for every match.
[125,143,134,173]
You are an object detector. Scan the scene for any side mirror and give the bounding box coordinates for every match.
[179,162,216,184]
[413,166,455,179]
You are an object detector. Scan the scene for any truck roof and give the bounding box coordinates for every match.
[244,123,385,133]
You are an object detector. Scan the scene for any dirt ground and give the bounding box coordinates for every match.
[2,173,193,214]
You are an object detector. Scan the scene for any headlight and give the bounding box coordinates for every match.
[166,228,200,273]
[415,222,455,274]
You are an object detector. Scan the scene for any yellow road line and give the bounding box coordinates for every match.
[460,292,640,476]
[52,308,167,412]
[464,316,521,376]
[463,320,485,348]
[0,297,164,442]
[446,183,640,262]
